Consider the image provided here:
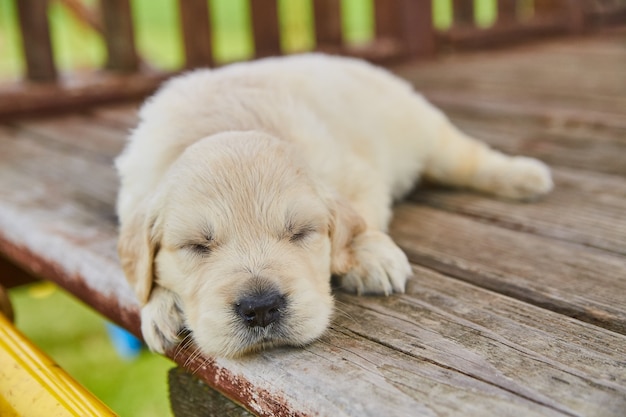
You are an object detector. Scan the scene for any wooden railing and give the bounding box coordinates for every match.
[2,0,625,119]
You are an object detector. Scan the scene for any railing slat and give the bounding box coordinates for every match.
[313,0,343,47]
[179,0,214,68]
[101,0,139,72]
[373,0,397,40]
[453,0,475,26]
[535,0,586,33]
[497,0,517,25]
[249,0,281,58]
[534,0,562,15]
[16,0,57,82]
[374,0,434,59]
[565,0,585,33]
[399,0,435,57]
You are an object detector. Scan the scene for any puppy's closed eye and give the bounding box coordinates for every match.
[286,224,318,244]
[183,236,214,256]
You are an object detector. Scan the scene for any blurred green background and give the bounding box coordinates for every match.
[0,0,504,79]
[2,1,503,416]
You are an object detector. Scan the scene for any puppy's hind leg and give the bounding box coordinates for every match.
[423,116,553,200]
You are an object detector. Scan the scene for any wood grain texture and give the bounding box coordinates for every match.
[410,168,626,256]
[391,204,626,334]
[169,367,254,417]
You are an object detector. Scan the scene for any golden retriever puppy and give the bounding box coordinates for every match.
[116,54,552,358]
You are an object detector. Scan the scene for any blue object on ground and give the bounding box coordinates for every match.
[106,323,143,360]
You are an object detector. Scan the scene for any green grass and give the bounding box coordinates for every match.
[10,283,174,417]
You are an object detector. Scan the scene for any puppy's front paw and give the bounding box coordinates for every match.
[140,286,186,354]
[491,156,553,200]
[341,231,412,295]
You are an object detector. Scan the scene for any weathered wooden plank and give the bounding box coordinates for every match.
[15,115,128,159]
[0,125,119,214]
[15,0,57,82]
[249,0,281,58]
[169,367,254,417]
[178,0,214,69]
[422,90,626,130]
[411,167,626,256]
[0,127,137,332]
[406,60,626,105]
[427,100,626,177]
[90,103,141,129]
[390,204,626,334]
[334,266,626,417]
[395,33,626,111]
[101,0,139,72]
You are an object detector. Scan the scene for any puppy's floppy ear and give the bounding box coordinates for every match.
[117,199,162,306]
[328,196,366,276]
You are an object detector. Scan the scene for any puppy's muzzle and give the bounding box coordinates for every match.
[235,289,286,328]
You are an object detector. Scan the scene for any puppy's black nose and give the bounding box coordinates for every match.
[235,291,286,328]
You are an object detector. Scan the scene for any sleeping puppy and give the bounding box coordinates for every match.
[116,54,552,358]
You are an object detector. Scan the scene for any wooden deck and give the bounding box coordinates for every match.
[1,29,625,416]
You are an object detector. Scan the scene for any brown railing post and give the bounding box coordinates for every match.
[453,0,475,26]
[533,0,562,19]
[16,0,57,82]
[497,0,517,25]
[374,0,397,40]
[101,0,139,72]
[313,0,343,47]
[401,0,435,57]
[374,0,434,59]
[178,0,214,68]
[249,0,281,58]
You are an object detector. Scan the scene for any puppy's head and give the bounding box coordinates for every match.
[118,132,364,357]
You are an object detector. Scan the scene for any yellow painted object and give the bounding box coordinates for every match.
[0,313,117,417]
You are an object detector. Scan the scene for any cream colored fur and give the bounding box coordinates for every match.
[116,54,552,358]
